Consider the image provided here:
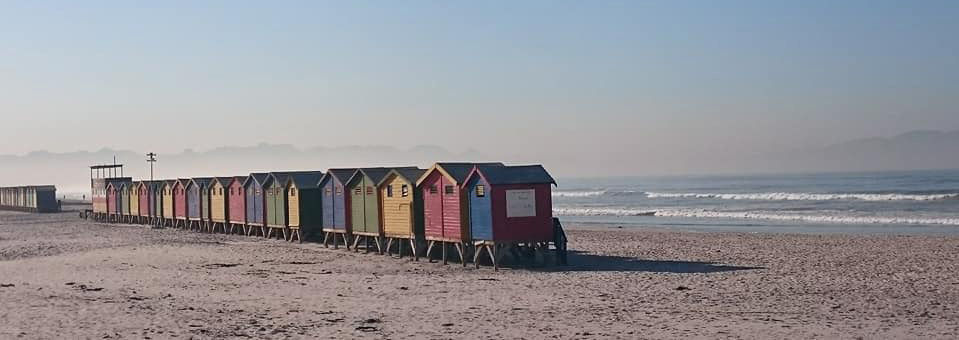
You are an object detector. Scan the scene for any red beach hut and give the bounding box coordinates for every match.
[463,165,556,269]
[416,162,503,265]
[174,179,188,228]
[227,176,248,234]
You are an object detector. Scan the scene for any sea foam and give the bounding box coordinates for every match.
[552,207,959,226]
[645,192,959,201]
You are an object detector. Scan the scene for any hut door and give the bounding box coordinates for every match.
[424,182,442,236]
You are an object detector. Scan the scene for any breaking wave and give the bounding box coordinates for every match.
[551,190,608,198]
[644,192,959,201]
[552,207,959,226]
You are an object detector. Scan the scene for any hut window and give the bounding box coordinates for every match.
[336,187,342,195]
[366,187,374,195]
[354,188,361,195]
[429,186,437,194]
[386,185,393,197]
[291,188,297,196]
[444,185,454,194]
[476,185,486,197]
[402,185,409,197]
[325,188,332,196]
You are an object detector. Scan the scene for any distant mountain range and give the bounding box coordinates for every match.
[1,130,957,195]
[0,144,490,195]
[762,130,959,173]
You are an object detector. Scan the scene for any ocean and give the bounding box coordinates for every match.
[553,169,959,234]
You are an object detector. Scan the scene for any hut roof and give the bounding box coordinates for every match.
[209,177,235,188]
[469,165,556,186]
[347,167,417,187]
[286,171,326,189]
[191,177,214,188]
[378,168,427,186]
[269,171,324,188]
[319,168,358,186]
[416,162,505,186]
[242,173,270,187]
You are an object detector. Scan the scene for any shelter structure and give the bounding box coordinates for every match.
[416,162,503,265]
[318,168,357,249]
[187,177,213,231]
[161,180,176,227]
[208,177,234,233]
[463,165,556,269]
[226,176,248,234]
[378,168,426,259]
[243,173,269,236]
[346,167,414,253]
[284,171,325,242]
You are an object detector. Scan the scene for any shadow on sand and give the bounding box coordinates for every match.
[517,251,765,273]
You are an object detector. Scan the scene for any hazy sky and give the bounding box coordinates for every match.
[1,1,957,172]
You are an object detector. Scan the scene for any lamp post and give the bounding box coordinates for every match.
[146,153,157,181]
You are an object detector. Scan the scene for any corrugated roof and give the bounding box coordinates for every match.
[473,165,556,185]
[287,171,325,188]
[319,168,358,186]
[348,167,418,186]
[243,173,269,187]
[436,162,505,183]
[382,167,427,186]
[191,177,213,188]
[211,177,237,187]
[269,171,324,188]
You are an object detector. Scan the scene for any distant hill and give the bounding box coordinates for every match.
[761,130,959,173]
[0,144,490,196]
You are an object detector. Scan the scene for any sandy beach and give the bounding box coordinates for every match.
[2,210,958,339]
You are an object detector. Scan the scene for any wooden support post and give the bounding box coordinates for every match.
[455,243,466,267]
[442,242,448,265]
[411,239,419,261]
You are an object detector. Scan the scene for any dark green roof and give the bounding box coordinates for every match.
[436,162,504,183]
[472,165,555,185]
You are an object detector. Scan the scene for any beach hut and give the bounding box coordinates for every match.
[128,181,139,224]
[265,171,325,240]
[152,181,165,226]
[285,171,325,242]
[187,177,212,231]
[89,164,126,221]
[464,165,556,269]
[416,162,504,265]
[319,168,357,249]
[226,176,248,234]
[162,180,176,227]
[264,173,289,239]
[173,179,189,228]
[208,177,233,233]
[243,173,269,236]
[119,182,131,223]
[378,167,427,259]
[106,182,119,222]
[137,181,151,224]
[346,168,412,253]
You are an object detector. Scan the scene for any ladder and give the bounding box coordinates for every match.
[552,217,568,265]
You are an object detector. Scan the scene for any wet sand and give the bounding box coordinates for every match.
[1,211,958,339]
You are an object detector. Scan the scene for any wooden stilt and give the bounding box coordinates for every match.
[411,239,419,261]
[385,238,394,257]
[455,243,466,267]
[442,242,448,265]
[426,241,436,262]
